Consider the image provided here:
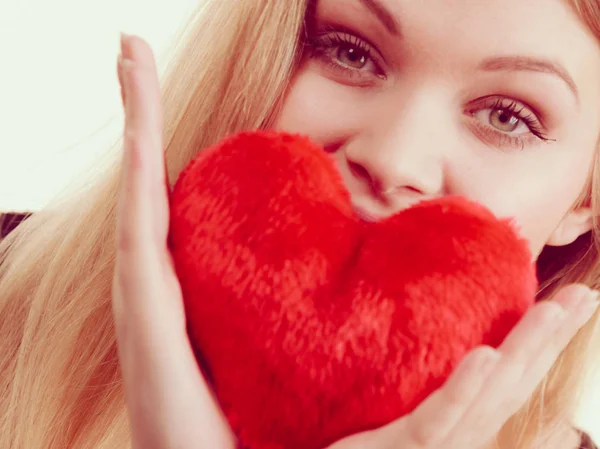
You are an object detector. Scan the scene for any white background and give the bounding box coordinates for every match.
[0,0,198,211]
[0,0,598,440]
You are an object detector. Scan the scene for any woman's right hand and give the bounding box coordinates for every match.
[111,34,236,449]
[328,284,598,449]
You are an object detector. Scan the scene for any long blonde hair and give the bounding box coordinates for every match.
[1,1,599,447]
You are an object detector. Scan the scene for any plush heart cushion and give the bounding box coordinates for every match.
[169,131,537,449]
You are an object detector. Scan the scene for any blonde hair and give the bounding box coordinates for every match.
[0,0,599,447]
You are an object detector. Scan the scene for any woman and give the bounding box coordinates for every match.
[1,0,600,447]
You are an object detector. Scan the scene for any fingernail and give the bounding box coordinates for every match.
[120,32,135,60]
[119,57,135,101]
[117,55,126,107]
[120,32,129,53]
[119,57,134,118]
[120,57,135,72]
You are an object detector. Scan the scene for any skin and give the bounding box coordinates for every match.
[273,0,600,258]
[111,3,600,447]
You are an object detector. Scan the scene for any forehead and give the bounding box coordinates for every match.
[316,0,600,113]
[317,0,597,54]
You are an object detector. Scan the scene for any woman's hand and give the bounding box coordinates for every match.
[111,34,236,449]
[328,284,598,449]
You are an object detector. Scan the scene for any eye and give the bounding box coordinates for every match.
[305,28,386,85]
[337,44,369,69]
[489,109,521,132]
[465,98,556,151]
[474,106,530,134]
[469,98,549,141]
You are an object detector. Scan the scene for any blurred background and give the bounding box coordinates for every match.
[0,0,598,440]
[0,0,197,212]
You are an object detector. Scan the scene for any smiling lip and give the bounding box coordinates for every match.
[353,200,424,222]
[352,206,385,223]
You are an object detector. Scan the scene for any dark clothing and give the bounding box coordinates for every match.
[1,213,598,449]
[1,212,31,239]
[579,429,600,449]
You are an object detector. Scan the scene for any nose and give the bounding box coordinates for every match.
[344,91,449,201]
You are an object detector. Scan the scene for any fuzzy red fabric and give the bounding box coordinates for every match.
[168,130,538,449]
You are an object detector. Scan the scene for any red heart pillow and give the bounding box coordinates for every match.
[169,131,538,449]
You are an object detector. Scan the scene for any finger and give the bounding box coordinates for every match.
[118,33,168,252]
[114,32,170,316]
[344,348,502,449]
[113,31,183,387]
[327,287,599,449]
[117,54,126,107]
[503,285,599,410]
[498,284,591,359]
[120,33,164,154]
[390,347,501,448]
[539,284,599,345]
[490,284,595,396]
[119,34,172,199]
[449,285,598,445]
[392,286,587,448]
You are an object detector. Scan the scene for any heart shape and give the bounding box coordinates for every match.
[169,131,537,449]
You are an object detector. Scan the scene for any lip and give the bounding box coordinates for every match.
[352,205,385,223]
[352,199,425,223]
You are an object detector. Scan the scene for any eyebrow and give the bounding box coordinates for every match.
[358,0,401,36]
[479,56,579,101]
[351,3,579,102]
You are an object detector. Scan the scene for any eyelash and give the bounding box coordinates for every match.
[465,97,554,147]
[305,29,386,84]
[305,28,555,150]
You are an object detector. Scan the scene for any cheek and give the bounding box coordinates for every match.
[272,66,365,142]
[472,154,591,258]
[513,192,575,257]
[515,138,596,256]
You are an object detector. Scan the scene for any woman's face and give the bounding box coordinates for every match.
[273,0,600,258]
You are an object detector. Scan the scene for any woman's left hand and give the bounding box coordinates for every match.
[326,284,598,449]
